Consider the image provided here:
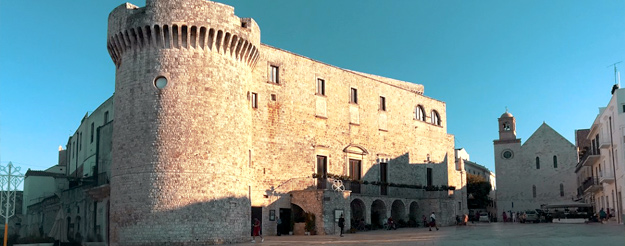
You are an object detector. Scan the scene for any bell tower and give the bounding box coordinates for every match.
[498,110,517,141]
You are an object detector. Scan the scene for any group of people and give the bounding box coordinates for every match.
[421,212,439,231]
[454,214,470,225]
[598,207,615,223]
[501,211,527,223]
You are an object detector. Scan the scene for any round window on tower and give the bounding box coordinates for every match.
[154,76,168,89]
[502,150,514,159]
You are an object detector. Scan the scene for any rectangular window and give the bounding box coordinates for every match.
[270,65,279,83]
[316,155,327,189]
[349,159,362,194]
[350,88,358,104]
[379,96,386,111]
[426,168,433,187]
[380,162,388,195]
[251,92,258,108]
[90,122,94,143]
[104,111,109,124]
[622,104,625,113]
[316,78,325,95]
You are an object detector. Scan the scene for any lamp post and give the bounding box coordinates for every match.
[0,162,24,246]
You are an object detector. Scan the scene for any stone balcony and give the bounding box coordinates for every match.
[599,173,615,184]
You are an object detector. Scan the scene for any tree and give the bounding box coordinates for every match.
[466,173,492,209]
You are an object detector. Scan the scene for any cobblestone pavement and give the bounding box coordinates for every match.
[238,222,625,246]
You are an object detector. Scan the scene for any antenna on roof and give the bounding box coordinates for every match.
[608,61,622,94]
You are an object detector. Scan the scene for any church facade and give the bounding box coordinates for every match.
[494,111,577,217]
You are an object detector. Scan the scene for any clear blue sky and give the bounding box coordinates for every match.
[1,0,623,178]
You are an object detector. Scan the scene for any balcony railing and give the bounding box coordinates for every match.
[599,173,615,184]
[578,151,600,167]
[599,140,611,149]
[577,186,584,198]
[582,176,602,193]
[316,178,454,199]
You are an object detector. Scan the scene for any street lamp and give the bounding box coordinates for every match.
[0,162,24,246]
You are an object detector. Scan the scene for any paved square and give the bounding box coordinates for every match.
[238,222,625,246]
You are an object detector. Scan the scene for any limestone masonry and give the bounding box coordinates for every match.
[107,0,464,245]
[494,111,577,219]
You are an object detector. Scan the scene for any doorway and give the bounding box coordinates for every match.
[279,208,292,235]
[251,206,262,236]
[380,162,388,195]
[349,159,362,193]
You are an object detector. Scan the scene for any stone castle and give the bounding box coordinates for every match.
[104,0,465,245]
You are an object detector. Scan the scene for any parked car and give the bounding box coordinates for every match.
[478,212,490,222]
[525,210,539,223]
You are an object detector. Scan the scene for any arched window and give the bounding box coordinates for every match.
[553,155,557,168]
[431,110,441,126]
[415,105,425,121]
[536,157,540,169]
[532,185,536,198]
[560,183,564,197]
[503,122,510,131]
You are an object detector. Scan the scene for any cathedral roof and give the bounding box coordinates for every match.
[523,122,575,148]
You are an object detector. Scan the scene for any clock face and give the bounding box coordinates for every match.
[502,150,513,159]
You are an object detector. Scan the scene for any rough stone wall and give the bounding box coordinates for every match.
[248,44,458,233]
[107,0,458,243]
[108,0,260,245]
[496,123,577,216]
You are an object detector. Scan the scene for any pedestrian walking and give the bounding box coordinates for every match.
[276,216,282,236]
[429,212,439,231]
[599,208,607,223]
[502,211,507,222]
[252,218,264,243]
[338,214,345,237]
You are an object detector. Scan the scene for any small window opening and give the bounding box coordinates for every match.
[270,65,279,83]
[380,96,386,111]
[350,88,358,104]
[251,92,258,108]
[317,78,325,95]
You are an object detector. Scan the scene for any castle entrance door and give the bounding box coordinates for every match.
[279,208,292,235]
[251,206,262,236]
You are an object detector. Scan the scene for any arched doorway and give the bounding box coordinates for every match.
[350,199,366,226]
[409,202,419,226]
[391,200,405,222]
[371,200,386,228]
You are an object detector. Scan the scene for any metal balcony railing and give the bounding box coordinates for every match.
[316,178,453,199]
[582,176,602,192]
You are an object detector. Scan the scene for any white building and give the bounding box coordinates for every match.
[494,111,577,217]
[576,86,625,223]
[22,96,114,243]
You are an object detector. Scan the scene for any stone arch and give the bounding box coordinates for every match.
[291,203,306,223]
[343,144,369,155]
[350,199,366,226]
[371,199,387,228]
[391,200,406,222]
[409,201,419,224]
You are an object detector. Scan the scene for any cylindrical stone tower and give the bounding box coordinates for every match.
[107,0,260,245]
